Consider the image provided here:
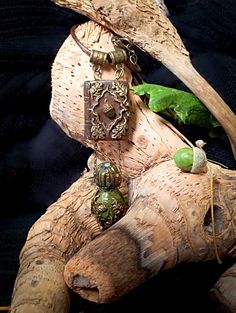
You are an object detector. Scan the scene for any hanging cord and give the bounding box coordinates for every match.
[70,24,91,56]
[70,24,141,76]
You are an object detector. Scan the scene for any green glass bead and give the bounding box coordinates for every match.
[91,187,127,229]
[95,162,121,189]
[173,147,193,172]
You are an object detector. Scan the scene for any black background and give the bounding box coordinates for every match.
[0,0,236,312]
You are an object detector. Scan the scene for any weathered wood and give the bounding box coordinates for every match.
[209,262,236,313]
[10,171,102,313]
[11,20,236,313]
[50,21,187,178]
[64,161,236,303]
[52,0,236,158]
[50,20,236,306]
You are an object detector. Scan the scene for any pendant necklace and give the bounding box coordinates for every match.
[70,25,140,229]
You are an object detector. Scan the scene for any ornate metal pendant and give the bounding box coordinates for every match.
[84,80,130,140]
[91,162,128,229]
[69,27,140,228]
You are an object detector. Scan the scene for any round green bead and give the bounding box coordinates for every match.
[91,188,127,229]
[95,162,121,189]
[173,147,193,172]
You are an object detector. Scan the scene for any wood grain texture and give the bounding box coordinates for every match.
[11,20,236,313]
[52,0,236,158]
[64,161,236,303]
[10,171,102,313]
[50,21,187,178]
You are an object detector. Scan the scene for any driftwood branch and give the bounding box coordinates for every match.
[10,20,236,313]
[50,21,236,305]
[11,171,102,313]
[64,161,236,303]
[50,21,186,177]
[52,0,236,158]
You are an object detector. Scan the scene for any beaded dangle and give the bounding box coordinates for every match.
[70,25,139,229]
[91,161,127,229]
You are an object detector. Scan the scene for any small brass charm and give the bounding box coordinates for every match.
[91,162,127,229]
[103,99,116,119]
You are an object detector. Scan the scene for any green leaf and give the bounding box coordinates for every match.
[132,83,220,129]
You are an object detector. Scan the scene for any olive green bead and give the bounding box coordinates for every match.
[95,162,121,189]
[91,188,127,229]
[173,147,193,172]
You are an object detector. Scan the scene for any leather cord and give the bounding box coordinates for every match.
[70,24,91,56]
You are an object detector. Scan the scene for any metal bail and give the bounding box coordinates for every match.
[90,50,108,65]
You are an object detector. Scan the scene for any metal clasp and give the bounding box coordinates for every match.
[112,36,138,66]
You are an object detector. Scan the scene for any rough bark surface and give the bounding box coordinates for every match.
[50,21,187,178]
[52,0,236,158]
[64,161,236,303]
[10,171,102,313]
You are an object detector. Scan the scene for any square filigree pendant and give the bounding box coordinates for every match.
[84,80,130,140]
